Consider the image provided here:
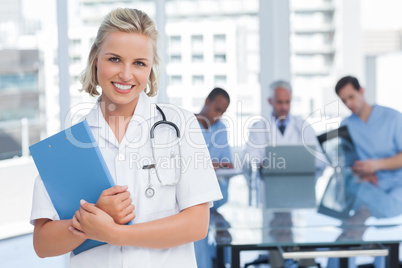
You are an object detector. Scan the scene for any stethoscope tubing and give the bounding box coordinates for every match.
[149,104,183,187]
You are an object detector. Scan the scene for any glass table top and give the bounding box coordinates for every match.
[214,221,402,247]
[212,171,402,248]
[213,126,402,248]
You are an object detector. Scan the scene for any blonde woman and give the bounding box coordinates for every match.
[31,8,222,267]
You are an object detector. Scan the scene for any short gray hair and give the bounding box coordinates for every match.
[269,80,292,98]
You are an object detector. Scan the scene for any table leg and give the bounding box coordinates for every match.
[339,258,349,268]
[386,243,399,268]
[217,246,225,268]
[231,246,241,268]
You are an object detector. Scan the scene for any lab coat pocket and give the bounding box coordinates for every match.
[141,169,177,215]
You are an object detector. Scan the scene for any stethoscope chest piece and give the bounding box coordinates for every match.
[143,164,156,198]
[145,187,155,198]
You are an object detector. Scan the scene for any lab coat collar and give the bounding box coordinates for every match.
[85,92,159,148]
[131,91,159,126]
[86,92,158,128]
[271,113,290,126]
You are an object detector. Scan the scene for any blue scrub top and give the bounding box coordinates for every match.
[198,119,233,163]
[341,105,402,183]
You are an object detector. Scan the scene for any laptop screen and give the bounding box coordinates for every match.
[260,145,316,175]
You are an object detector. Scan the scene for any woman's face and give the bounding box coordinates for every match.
[96,31,154,107]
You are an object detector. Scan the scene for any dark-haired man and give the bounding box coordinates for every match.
[335,75,402,217]
[194,87,233,268]
[196,87,234,171]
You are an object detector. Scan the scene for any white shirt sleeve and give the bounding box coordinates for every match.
[175,112,223,211]
[30,175,59,225]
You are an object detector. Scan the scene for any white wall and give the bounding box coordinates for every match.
[0,157,37,239]
[376,52,402,112]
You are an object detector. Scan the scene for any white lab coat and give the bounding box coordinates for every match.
[30,92,222,268]
[244,114,325,172]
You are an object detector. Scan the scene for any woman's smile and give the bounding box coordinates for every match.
[112,82,135,94]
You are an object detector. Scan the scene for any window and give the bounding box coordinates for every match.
[0,73,37,91]
[71,75,80,85]
[191,35,203,44]
[169,35,181,51]
[169,54,182,63]
[214,54,226,63]
[192,54,203,63]
[191,35,203,52]
[214,34,226,52]
[192,75,204,85]
[70,39,81,47]
[170,75,182,85]
[214,75,227,84]
[72,56,81,64]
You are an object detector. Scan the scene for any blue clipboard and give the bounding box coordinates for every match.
[30,120,116,255]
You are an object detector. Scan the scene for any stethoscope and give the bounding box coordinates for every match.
[142,105,183,198]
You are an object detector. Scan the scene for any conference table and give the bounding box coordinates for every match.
[213,128,402,267]
[212,170,402,268]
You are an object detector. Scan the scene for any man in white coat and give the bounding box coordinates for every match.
[245,80,324,171]
[244,80,324,268]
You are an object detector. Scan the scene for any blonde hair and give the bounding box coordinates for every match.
[81,8,160,97]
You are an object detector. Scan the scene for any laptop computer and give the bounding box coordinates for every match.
[260,145,317,210]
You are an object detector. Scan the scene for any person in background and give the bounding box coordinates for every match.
[194,87,233,268]
[244,80,323,268]
[335,75,402,218]
[245,80,325,172]
[30,8,222,268]
[196,87,234,210]
[196,88,233,169]
[326,75,402,268]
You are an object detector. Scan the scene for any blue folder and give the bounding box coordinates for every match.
[30,120,116,255]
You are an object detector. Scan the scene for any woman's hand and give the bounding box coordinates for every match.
[70,200,117,243]
[96,185,136,224]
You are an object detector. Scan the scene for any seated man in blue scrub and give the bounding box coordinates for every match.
[196,87,234,207]
[335,75,402,218]
[328,76,402,268]
[194,87,233,268]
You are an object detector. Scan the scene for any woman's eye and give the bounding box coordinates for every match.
[109,57,120,63]
[134,61,145,67]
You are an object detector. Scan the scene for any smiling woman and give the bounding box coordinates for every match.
[80,8,160,99]
[96,32,154,110]
[94,31,155,142]
[30,8,222,268]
